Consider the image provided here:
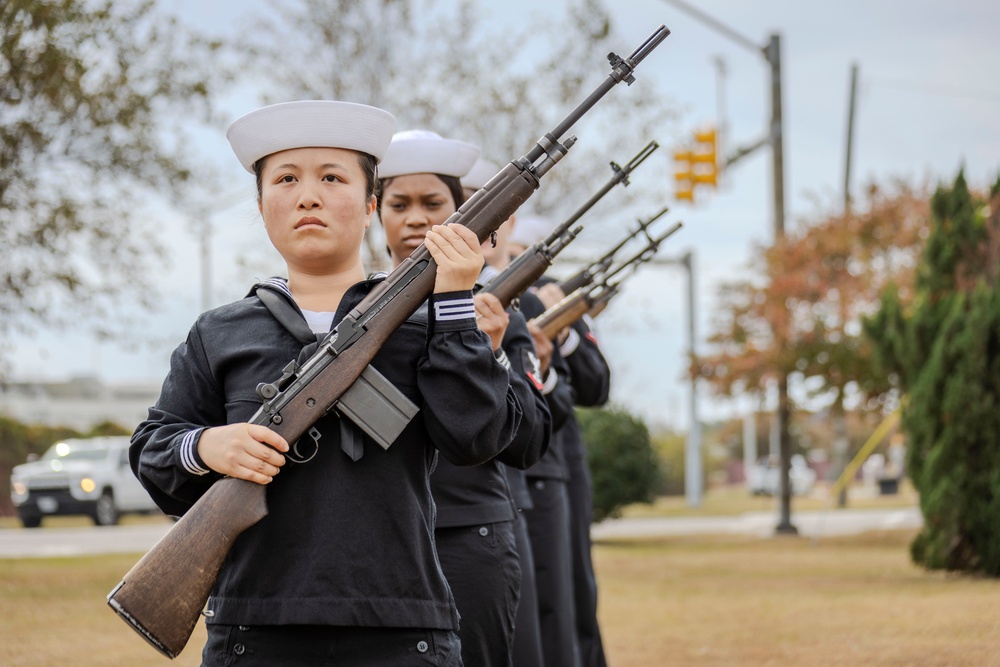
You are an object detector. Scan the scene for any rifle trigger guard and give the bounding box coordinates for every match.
[490,231,497,248]
[288,426,321,464]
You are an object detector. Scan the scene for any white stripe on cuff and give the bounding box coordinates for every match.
[559,326,581,356]
[434,297,476,321]
[541,368,559,395]
[495,348,511,370]
[180,430,211,476]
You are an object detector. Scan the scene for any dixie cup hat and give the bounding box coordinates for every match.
[508,214,557,248]
[226,100,397,173]
[461,157,501,191]
[378,130,481,179]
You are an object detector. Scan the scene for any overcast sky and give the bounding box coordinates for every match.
[8,0,1000,433]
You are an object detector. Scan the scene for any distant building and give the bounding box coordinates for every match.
[0,375,160,431]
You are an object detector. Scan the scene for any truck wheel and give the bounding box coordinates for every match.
[19,512,42,528]
[93,492,120,526]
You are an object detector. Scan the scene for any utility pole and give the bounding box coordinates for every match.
[200,210,212,313]
[831,62,860,509]
[843,62,859,214]
[713,55,728,178]
[661,0,796,533]
[766,33,796,534]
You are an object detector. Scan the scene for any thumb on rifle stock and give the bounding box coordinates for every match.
[107,478,268,658]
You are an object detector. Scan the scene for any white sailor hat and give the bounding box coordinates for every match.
[378,130,480,179]
[461,157,501,191]
[226,100,396,173]
[508,214,557,247]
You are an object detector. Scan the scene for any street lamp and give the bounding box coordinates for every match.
[660,0,795,533]
[649,251,701,507]
[187,190,251,313]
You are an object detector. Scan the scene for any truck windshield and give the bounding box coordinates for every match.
[41,445,108,461]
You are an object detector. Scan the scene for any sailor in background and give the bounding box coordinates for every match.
[378,132,551,667]
[461,159,557,667]
[509,215,613,667]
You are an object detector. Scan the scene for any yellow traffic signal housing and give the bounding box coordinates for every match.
[691,127,718,187]
[673,126,719,203]
[693,128,717,151]
[673,148,695,202]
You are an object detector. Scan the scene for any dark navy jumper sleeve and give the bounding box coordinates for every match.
[517,290,574,432]
[130,321,230,516]
[419,290,522,466]
[560,316,611,408]
[493,309,551,469]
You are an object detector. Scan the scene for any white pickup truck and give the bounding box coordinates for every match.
[10,436,161,528]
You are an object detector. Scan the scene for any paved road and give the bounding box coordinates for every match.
[0,522,174,559]
[0,506,922,559]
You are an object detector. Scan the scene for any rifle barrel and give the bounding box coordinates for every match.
[542,140,659,248]
[559,204,671,293]
[526,25,669,162]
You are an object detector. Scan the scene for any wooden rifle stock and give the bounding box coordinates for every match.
[107,478,266,658]
[536,291,595,339]
[586,284,620,319]
[107,24,670,658]
[534,219,684,338]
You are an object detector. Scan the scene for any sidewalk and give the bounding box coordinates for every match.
[0,506,923,559]
[591,505,922,540]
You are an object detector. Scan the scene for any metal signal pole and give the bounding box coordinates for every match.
[660,0,796,533]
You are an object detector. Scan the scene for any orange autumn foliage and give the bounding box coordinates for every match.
[697,182,929,409]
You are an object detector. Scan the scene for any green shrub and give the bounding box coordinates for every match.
[577,405,661,522]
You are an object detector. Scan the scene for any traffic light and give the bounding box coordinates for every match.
[673,126,718,203]
[691,127,718,187]
[673,148,694,202]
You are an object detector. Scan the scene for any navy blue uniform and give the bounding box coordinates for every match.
[432,306,550,667]
[517,290,581,667]
[131,277,521,665]
[560,316,611,667]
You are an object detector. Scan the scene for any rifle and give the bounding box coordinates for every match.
[535,220,683,339]
[106,25,670,659]
[559,204,670,293]
[479,140,658,307]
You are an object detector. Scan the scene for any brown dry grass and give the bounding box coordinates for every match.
[1,528,998,666]
[596,531,1000,666]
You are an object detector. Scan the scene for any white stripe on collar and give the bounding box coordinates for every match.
[259,277,293,300]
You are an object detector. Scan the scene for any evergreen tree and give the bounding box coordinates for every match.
[867,171,1000,574]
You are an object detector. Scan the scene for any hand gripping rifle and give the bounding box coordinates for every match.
[558,204,670,294]
[106,25,670,659]
[479,140,658,308]
[535,219,683,339]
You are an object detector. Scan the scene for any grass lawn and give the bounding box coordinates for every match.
[2,526,999,666]
[0,483,989,665]
[595,531,1000,666]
